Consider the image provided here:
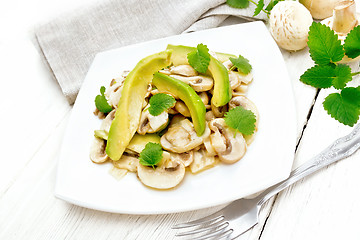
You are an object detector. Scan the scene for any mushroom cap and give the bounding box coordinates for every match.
[299,0,344,20]
[137,152,186,189]
[169,65,198,77]
[89,137,109,163]
[160,116,210,153]
[208,118,247,164]
[269,1,313,51]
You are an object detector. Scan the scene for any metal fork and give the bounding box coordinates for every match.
[173,123,360,240]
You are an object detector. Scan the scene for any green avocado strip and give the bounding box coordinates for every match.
[166,44,232,107]
[106,50,172,161]
[152,72,206,136]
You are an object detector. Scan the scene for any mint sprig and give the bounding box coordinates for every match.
[148,93,176,116]
[139,142,163,168]
[300,22,360,127]
[224,106,256,135]
[229,55,252,74]
[95,86,113,113]
[187,44,210,74]
[226,0,284,17]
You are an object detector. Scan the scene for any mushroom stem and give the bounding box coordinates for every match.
[332,0,357,34]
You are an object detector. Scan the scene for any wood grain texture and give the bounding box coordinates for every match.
[260,62,360,240]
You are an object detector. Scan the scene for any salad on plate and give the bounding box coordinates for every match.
[90,44,258,190]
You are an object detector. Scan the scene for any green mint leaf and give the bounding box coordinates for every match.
[341,87,360,108]
[344,25,360,59]
[253,0,264,17]
[332,64,352,89]
[148,93,176,116]
[265,0,280,11]
[323,89,360,127]
[139,142,163,167]
[300,65,335,89]
[308,22,344,65]
[187,44,210,74]
[226,0,249,9]
[229,55,252,74]
[224,106,256,135]
[95,86,113,113]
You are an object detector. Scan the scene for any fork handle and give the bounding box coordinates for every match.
[255,123,360,206]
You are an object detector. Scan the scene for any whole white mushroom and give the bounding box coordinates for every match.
[269,1,313,51]
[299,0,344,20]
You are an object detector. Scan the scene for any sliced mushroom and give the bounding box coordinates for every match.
[229,71,242,90]
[175,101,191,117]
[232,84,249,97]
[137,151,186,189]
[112,153,138,172]
[170,151,194,167]
[90,137,109,163]
[222,60,233,70]
[137,104,169,135]
[99,109,116,133]
[209,118,247,164]
[205,111,216,121]
[198,92,209,106]
[211,101,228,118]
[203,136,217,157]
[105,76,126,108]
[238,72,253,85]
[228,96,259,129]
[169,75,214,92]
[170,65,198,76]
[189,148,218,174]
[161,116,210,153]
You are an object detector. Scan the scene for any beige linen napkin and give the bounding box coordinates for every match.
[35,0,268,104]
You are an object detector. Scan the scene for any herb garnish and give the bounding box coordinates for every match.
[95,86,113,113]
[139,142,163,168]
[148,93,176,116]
[300,22,360,126]
[224,106,256,135]
[187,43,211,74]
[229,55,252,74]
[226,0,284,17]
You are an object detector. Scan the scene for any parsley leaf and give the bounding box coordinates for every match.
[344,25,360,59]
[300,65,335,89]
[323,88,360,126]
[187,44,211,74]
[224,106,256,135]
[139,142,163,168]
[253,0,264,17]
[95,86,113,113]
[229,55,252,74]
[332,64,352,89]
[148,93,176,116]
[308,22,344,65]
[226,0,249,9]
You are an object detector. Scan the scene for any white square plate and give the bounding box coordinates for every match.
[55,21,297,214]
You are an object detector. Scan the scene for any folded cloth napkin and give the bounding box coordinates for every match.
[34,0,268,104]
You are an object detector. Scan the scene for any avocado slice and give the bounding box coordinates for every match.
[127,133,160,153]
[166,44,232,107]
[152,72,206,136]
[106,50,172,161]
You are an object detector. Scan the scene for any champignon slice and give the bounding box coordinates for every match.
[137,151,186,189]
[161,117,210,153]
[222,60,233,70]
[198,92,209,106]
[228,96,259,129]
[105,76,126,108]
[189,149,218,174]
[170,151,194,167]
[229,71,242,90]
[169,75,214,92]
[238,72,253,84]
[175,101,191,117]
[100,109,116,133]
[209,118,247,164]
[233,84,249,97]
[137,104,169,135]
[112,154,138,172]
[205,111,216,121]
[170,65,198,76]
[211,101,228,118]
[90,137,109,163]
